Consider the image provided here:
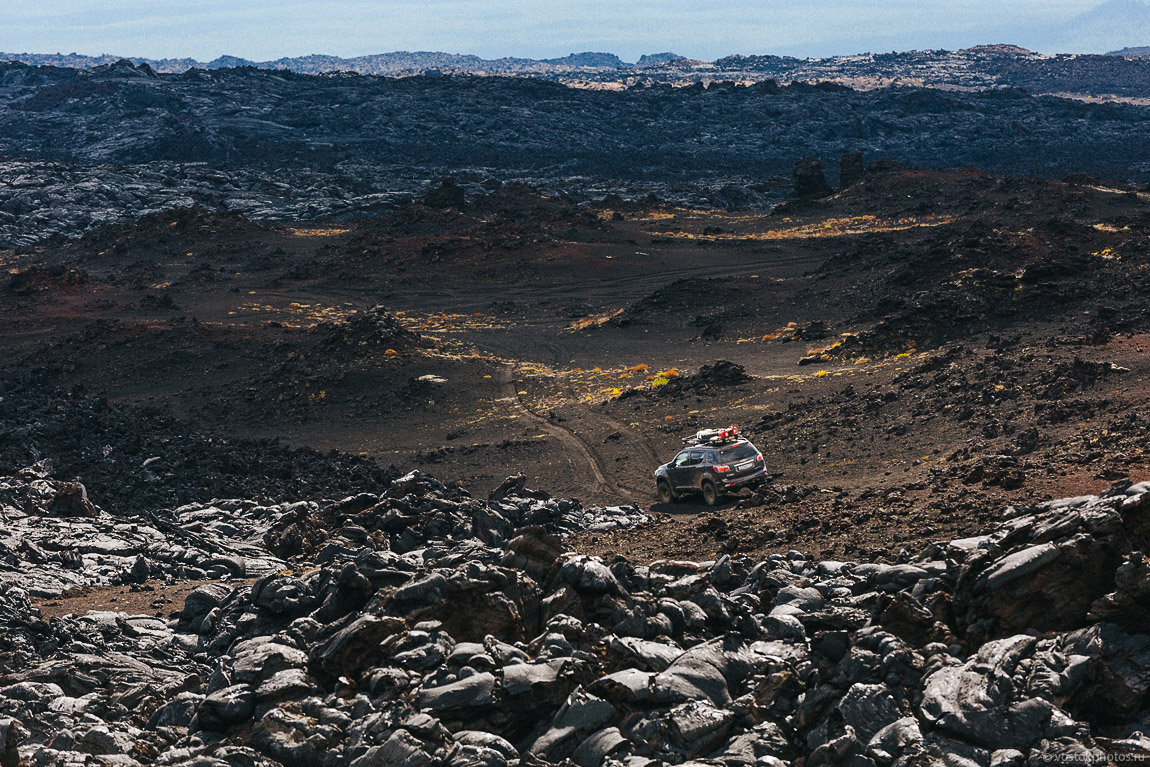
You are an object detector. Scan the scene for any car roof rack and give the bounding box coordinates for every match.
[683,426,741,446]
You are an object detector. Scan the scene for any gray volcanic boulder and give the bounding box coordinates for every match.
[952,482,1150,641]
[920,634,1053,750]
[313,613,407,679]
[195,684,256,731]
[384,564,542,643]
[1058,623,1150,722]
[1088,551,1150,630]
[417,672,496,712]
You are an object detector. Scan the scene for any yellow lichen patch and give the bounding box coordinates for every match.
[234,301,355,325]
[815,370,829,377]
[806,339,842,356]
[646,368,681,390]
[761,321,801,341]
[569,309,624,331]
[517,361,559,379]
[230,303,504,333]
[646,214,956,242]
[393,310,507,333]
[288,227,351,237]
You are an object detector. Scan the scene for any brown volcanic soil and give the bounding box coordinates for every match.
[3,168,1149,563]
[34,579,256,621]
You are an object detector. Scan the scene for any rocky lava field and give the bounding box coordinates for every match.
[3,57,1150,767]
[2,157,1150,765]
[5,466,1150,767]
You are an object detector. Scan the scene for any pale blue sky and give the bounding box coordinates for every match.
[0,0,1128,61]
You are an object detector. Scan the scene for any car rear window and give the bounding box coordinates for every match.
[719,444,758,462]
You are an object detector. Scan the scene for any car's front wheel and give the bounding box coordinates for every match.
[657,479,675,504]
[701,480,718,506]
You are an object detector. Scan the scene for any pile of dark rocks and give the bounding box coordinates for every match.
[316,306,431,353]
[3,468,1150,766]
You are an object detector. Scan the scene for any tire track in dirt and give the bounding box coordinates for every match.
[495,364,636,504]
[529,339,663,500]
[569,401,662,498]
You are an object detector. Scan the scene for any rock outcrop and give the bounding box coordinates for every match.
[839,151,865,188]
[793,156,833,199]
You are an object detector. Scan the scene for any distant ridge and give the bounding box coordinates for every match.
[1107,46,1150,55]
[0,50,676,75]
[12,44,1150,99]
[636,52,688,66]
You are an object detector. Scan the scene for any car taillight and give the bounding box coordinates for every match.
[714,465,731,473]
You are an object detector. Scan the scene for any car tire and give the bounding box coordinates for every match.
[657,480,675,504]
[702,480,718,506]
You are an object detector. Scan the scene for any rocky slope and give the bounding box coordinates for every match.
[3,467,1150,766]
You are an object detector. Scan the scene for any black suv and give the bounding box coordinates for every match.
[655,428,766,506]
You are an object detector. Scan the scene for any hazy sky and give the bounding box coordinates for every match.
[0,0,1120,61]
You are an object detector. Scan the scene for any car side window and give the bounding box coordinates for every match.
[704,451,716,463]
[686,451,704,466]
[673,452,691,467]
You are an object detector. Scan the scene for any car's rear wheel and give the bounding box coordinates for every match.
[701,480,718,506]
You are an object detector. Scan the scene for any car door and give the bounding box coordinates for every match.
[682,449,706,489]
[668,450,694,490]
[702,450,716,475]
